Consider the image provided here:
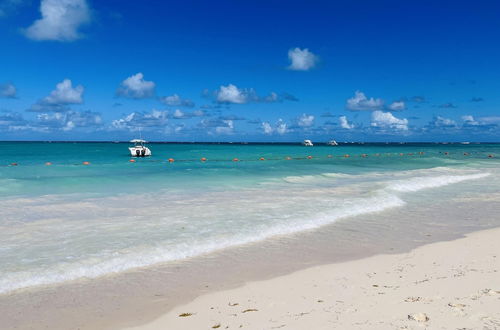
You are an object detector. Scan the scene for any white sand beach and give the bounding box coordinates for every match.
[126,227,500,330]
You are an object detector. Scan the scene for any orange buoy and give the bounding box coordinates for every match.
[344,154,350,158]
[45,162,52,166]
[259,157,265,161]
[168,158,175,163]
[285,156,292,160]
[201,157,207,162]
[233,158,239,162]
[10,162,18,166]
[82,161,90,165]
[129,159,136,163]
[307,155,313,159]
[327,154,333,158]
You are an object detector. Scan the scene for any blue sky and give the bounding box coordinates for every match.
[0,0,499,141]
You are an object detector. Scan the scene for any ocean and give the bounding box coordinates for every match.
[0,142,499,294]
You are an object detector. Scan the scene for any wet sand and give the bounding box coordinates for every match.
[1,192,500,330]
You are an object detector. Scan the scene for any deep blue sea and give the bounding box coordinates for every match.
[0,142,499,294]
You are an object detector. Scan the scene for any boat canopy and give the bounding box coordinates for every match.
[130,139,146,143]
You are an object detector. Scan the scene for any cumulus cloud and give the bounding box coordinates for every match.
[36,110,101,131]
[339,115,354,129]
[287,47,318,71]
[215,84,255,104]
[0,82,17,98]
[297,113,314,127]
[276,119,289,135]
[111,109,168,131]
[346,91,384,111]
[43,79,83,104]
[117,73,155,99]
[213,84,295,105]
[159,94,195,107]
[170,109,206,119]
[261,122,273,134]
[24,0,91,42]
[387,100,405,111]
[371,111,408,131]
[29,79,84,112]
[199,118,234,135]
[432,116,457,127]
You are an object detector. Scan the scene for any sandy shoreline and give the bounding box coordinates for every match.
[125,227,500,330]
[1,193,500,330]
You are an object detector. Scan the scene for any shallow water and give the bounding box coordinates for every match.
[0,142,499,294]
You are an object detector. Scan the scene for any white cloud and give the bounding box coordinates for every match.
[346,91,384,111]
[261,121,273,134]
[42,79,84,105]
[388,100,405,111]
[297,113,314,127]
[433,116,456,127]
[216,84,254,104]
[0,82,17,98]
[117,73,155,99]
[214,120,234,135]
[111,109,168,131]
[287,47,318,71]
[160,94,194,107]
[461,115,480,126]
[24,0,91,42]
[339,115,354,129]
[276,119,289,135]
[371,110,408,131]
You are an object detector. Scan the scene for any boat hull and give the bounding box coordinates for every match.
[129,147,152,157]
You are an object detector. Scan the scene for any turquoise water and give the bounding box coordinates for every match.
[0,142,499,294]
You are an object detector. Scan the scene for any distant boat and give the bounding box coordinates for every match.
[302,139,313,146]
[129,139,152,157]
[327,140,338,146]
[461,142,470,145]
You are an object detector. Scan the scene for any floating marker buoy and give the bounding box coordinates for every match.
[307,155,313,159]
[444,152,449,155]
[464,152,469,156]
[285,156,291,160]
[10,163,18,166]
[419,152,425,155]
[259,157,265,161]
[233,158,239,162]
[168,158,175,163]
[45,162,52,166]
[399,153,404,156]
[361,154,367,158]
[488,154,494,158]
[82,161,90,165]
[344,154,350,158]
[129,159,136,163]
[201,157,207,162]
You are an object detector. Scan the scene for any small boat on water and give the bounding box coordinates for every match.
[327,140,338,146]
[129,139,152,157]
[302,139,313,146]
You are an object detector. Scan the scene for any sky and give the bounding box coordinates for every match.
[0,0,499,142]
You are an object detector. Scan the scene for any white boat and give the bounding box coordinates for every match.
[327,140,338,146]
[129,139,152,157]
[302,139,313,146]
